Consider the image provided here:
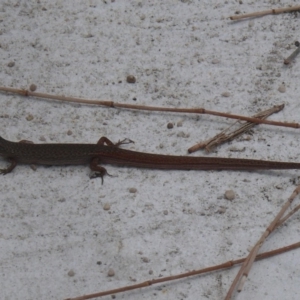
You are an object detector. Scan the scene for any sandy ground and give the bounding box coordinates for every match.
[1,1,300,300]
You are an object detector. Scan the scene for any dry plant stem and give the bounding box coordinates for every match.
[64,242,300,300]
[284,46,300,65]
[225,185,300,299]
[188,104,284,153]
[0,86,299,129]
[229,5,300,20]
[276,203,300,228]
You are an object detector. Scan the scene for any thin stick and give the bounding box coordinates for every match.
[188,104,284,153]
[229,5,300,21]
[0,86,299,129]
[284,42,300,65]
[64,242,300,300]
[275,203,300,228]
[225,185,300,299]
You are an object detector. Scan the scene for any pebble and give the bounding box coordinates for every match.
[126,75,136,83]
[278,84,286,93]
[141,257,150,263]
[26,114,34,121]
[103,203,111,210]
[163,210,168,215]
[67,270,75,277]
[211,59,220,64]
[7,61,15,67]
[107,269,115,277]
[224,190,235,201]
[30,164,37,171]
[221,91,231,97]
[177,120,183,127]
[129,187,137,193]
[167,123,174,129]
[217,207,227,214]
[29,84,37,92]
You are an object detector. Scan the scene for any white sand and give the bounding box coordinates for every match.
[1,1,300,299]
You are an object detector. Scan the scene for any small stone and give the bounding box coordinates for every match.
[126,75,136,83]
[278,84,286,93]
[167,123,174,129]
[26,114,34,121]
[68,270,75,277]
[103,203,111,210]
[29,84,37,92]
[163,210,168,215]
[7,61,15,67]
[83,33,94,38]
[141,257,150,263]
[224,190,235,201]
[30,164,37,171]
[107,269,115,277]
[177,120,183,127]
[211,59,220,64]
[221,91,231,97]
[176,131,189,138]
[149,269,153,275]
[129,187,137,193]
[67,130,72,136]
[217,207,227,214]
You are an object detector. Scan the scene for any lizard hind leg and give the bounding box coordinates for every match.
[0,158,17,175]
[89,157,112,184]
[97,136,134,148]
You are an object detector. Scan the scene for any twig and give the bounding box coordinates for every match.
[64,242,300,300]
[229,5,300,20]
[225,184,300,299]
[275,203,300,228]
[0,86,299,129]
[284,41,300,65]
[188,104,284,153]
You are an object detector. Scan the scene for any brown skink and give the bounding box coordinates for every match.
[1,136,300,182]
